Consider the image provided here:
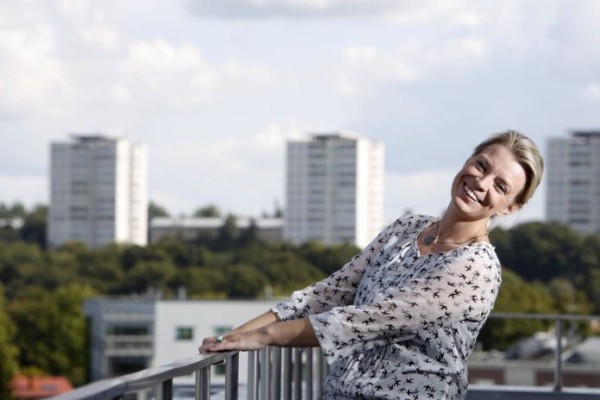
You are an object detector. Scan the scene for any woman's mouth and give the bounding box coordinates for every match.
[463,182,481,204]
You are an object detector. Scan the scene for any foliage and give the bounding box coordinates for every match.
[7,284,96,386]
[0,284,17,400]
[193,204,221,218]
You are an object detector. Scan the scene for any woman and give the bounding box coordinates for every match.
[199,130,544,400]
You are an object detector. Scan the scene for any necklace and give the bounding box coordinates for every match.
[422,222,488,246]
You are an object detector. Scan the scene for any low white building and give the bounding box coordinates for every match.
[149,217,283,244]
[154,300,279,385]
[85,298,282,385]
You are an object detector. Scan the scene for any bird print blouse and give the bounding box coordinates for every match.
[272,214,502,400]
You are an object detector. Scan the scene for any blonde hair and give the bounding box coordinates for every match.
[472,130,544,205]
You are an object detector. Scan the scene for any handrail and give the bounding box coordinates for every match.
[47,352,239,400]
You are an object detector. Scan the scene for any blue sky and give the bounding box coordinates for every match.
[1,0,599,226]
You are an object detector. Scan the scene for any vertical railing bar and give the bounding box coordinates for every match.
[283,347,292,400]
[154,383,161,400]
[293,349,302,400]
[225,353,240,400]
[166,379,174,400]
[196,366,210,400]
[315,349,322,400]
[554,318,563,392]
[305,349,313,400]
[247,351,257,400]
[260,348,269,400]
[272,347,282,400]
[254,350,261,400]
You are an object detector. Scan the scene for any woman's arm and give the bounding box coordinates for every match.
[199,317,318,353]
[231,310,281,333]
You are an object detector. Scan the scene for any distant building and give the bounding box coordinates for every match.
[149,216,283,244]
[84,297,280,385]
[10,375,73,399]
[284,133,384,248]
[546,131,600,234]
[47,134,148,248]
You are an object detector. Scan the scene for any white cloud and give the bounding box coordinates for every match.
[0,27,73,115]
[186,0,421,18]
[582,83,600,101]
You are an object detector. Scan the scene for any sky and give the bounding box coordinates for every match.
[1,0,599,226]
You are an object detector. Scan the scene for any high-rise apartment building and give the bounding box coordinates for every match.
[48,135,148,248]
[546,131,600,235]
[284,133,384,247]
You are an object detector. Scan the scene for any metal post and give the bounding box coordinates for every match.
[554,318,563,392]
[283,348,292,400]
[306,349,313,400]
[196,367,210,400]
[272,347,282,400]
[248,351,257,400]
[155,379,173,400]
[260,348,269,400]
[293,349,303,400]
[225,353,240,400]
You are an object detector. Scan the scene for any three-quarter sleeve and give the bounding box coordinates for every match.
[271,216,415,321]
[309,246,502,363]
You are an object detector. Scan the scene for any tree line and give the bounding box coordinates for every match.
[0,202,599,397]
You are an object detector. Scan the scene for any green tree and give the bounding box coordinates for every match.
[9,284,95,386]
[148,201,170,219]
[0,285,18,400]
[193,204,221,218]
[20,204,47,248]
[223,264,267,298]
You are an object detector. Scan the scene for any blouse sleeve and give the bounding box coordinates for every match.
[271,216,415,321]
[308,246,502,363]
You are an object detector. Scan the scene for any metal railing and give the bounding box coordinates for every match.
[48,313,600,400]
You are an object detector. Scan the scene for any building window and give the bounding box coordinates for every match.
[176,326,194,341]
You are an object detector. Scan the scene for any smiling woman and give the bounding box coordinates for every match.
[199,130,544,400]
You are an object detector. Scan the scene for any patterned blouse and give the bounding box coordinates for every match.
[272,214,502,400]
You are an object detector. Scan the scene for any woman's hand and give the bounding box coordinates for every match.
[199,328,269,353]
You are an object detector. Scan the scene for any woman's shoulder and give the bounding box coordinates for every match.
[450,242,501,267]
[390,214,437,231]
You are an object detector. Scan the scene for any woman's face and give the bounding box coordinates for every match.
[449,143,527,221]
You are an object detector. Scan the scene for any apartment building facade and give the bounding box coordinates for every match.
[284,133,384,248]
[48,134,148,248]
[546,131,600,235]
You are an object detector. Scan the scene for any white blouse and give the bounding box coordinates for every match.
[272,214,502,400]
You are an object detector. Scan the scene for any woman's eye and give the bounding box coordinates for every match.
[495,183,507,194]
[476,161,485,171]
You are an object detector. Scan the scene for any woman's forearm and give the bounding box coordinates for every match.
[231,310,281,333]
[264,318,319,348]
[200,317,319,353]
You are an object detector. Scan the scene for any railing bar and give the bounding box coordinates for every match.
[163,379,173,400]
[293,349,302,400]
[195,366,210,400]
[306,349,313,400]
[260,348,269,400]
[283,347,292,400]
[316,348,324,400]
[225,353,239,400]
[272,347,282,400]
[554,319,563,392]
[247,351,257,400]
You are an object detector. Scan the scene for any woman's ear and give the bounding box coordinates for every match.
[497,202,522,216]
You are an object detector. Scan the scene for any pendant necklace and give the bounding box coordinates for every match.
[422,222,488,246]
